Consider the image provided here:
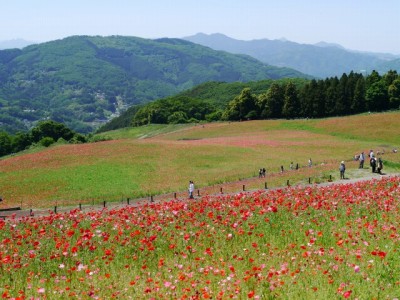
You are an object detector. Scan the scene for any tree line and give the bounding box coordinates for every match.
[129,70,399,126]
[0,120,87,157]
[223,70,399,120]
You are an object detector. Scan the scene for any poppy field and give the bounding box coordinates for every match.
[0,175,399,299]
[1,112,399,209]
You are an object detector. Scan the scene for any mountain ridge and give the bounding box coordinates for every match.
[0,35,309,134]
[183,33,400,77]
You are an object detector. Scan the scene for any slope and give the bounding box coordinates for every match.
[0,35,309,134]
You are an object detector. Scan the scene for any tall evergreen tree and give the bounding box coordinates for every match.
[325,77,339,116]
[335,73,349,115]
[299,81,313,118]
[366,70,381,89]
[282,82,300,119]
[352,77,366,113]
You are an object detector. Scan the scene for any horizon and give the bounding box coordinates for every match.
[1,0,399,55]
[1,33,399,57]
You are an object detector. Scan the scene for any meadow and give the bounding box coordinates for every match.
[0,175,398,299]
[0,112,399,299]
[0,111,399,209]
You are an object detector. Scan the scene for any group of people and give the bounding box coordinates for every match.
[368,150,384,174]
[357,150,384,174]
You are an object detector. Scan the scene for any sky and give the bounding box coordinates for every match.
[1,0,399,54]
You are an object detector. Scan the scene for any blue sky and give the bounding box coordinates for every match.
[1,0,399,54]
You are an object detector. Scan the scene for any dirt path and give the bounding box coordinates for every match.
[2,165,398,220]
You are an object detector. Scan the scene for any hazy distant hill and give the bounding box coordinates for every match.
[0,39,36,49]
[184,33,400,78]
[0,35,308,133]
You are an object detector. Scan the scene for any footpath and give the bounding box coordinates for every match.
[1,168,399,220]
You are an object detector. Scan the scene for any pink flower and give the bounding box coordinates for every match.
[354,265,360,273]
[37,287,45,294]
[343,290,352,298]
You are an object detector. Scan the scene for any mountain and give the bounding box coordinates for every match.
[183,33,400,78]
[0,35,310,134]
[0,39,36,49]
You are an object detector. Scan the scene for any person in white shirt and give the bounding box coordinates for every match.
[188,181,195,199]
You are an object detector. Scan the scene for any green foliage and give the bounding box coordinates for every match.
[31,120,75,143]
[39,137,55,147]
[0,35,307,134]
[132,96,216,126]
[222,88,259,121]
[0,120,86,157]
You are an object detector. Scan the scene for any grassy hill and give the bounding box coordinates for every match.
[0,35,308,134]
[0,111,399,209]
[96,78,308,132]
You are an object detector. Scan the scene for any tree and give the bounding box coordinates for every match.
[0,131,12,156]
[352,77,366,113]
[335,73,350,115]
[167,111,188,124]
[258,83,284,118]
[223,88,258,121]
[365,70,381,89]
[282,82,300,119]
[11,131,32,153]
[31,120,75,143]
[388,78,400,109]
[383,70,398,86]
[365,80,389,111]
[325,77,339,116]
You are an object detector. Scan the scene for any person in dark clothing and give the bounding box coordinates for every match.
[359,152,365,168]
[377,158,383,174]
[370,157,376,173]
[339,161,346,179]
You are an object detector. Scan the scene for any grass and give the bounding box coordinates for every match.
[0,176,398,299]
[0,111,399,209]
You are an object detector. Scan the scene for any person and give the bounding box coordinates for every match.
[370,157,376,173]
[258,168,263,178]
[188,181,194,199]
[339,161,346,179]
[359,152,365,169]
[280,165,284,173]
[290,162,294,170]
[369,150,374,159]
[262,168,266,178]
[377,157,383,174]
[308,158,312,167]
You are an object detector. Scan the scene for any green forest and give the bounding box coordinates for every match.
[0,35,306,134]
[1,69,399,158]
[98,70,400,132]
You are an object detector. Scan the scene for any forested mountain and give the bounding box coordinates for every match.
[0,35,308,134]
[184,33,400,78]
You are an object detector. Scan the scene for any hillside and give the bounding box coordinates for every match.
[1,111,399,208]
[0,35,308,134]
[96,78,308,132]
[184,33,400,78]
